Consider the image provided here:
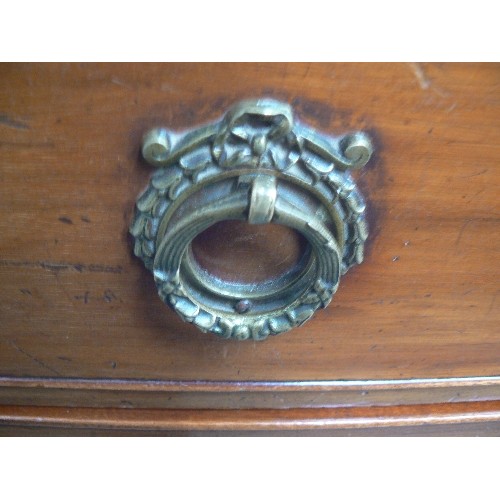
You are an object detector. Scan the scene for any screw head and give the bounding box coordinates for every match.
[234,299,252,314]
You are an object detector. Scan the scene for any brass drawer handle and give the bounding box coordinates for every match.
[130,99,373,340]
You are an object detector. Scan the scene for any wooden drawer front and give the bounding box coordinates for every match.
[0,63,499,424]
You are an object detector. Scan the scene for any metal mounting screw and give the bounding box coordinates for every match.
[235,299,252,314]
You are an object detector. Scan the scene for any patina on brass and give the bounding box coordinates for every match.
[130,99,373,340]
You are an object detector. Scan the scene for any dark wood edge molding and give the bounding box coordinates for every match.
[1,401,500,433]
[1,376,499,410]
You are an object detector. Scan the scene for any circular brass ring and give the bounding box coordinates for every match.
[130,99,373,340]
[152,174,341,340]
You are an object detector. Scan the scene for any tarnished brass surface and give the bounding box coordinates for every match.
[130,99,373,340]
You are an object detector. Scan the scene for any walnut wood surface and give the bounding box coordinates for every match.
[0,63,499,392]
[4,422,500,436]
[1,401,499,436]
[1,376,499,409]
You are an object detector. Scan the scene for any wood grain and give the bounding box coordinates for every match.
[1,401,499,435]
[4,422,500,436]
[0,63,499,401]
[0,376,499,409]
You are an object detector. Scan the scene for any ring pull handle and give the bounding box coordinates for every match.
[131,99,373,340]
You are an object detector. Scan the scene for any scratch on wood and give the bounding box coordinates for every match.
[407,63,450,98]
[111,77,132,89]
[9,340,62,376]
[460,168,488,179]
[455,219,473,250]
[0,113,30,130]
[408,63,430,90]
[0,259,123,274]
[303,62,312,80]
[485,293,498,318]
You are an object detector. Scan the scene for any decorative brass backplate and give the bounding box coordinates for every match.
[130,99,373,340]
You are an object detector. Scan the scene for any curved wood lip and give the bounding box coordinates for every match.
[2,402,500,431]
[1,375,500,392]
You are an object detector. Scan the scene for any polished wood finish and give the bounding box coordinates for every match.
[0,376,499,409]
[1,401,499,436]
[5,422,500,436]
[0,63,499,432]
